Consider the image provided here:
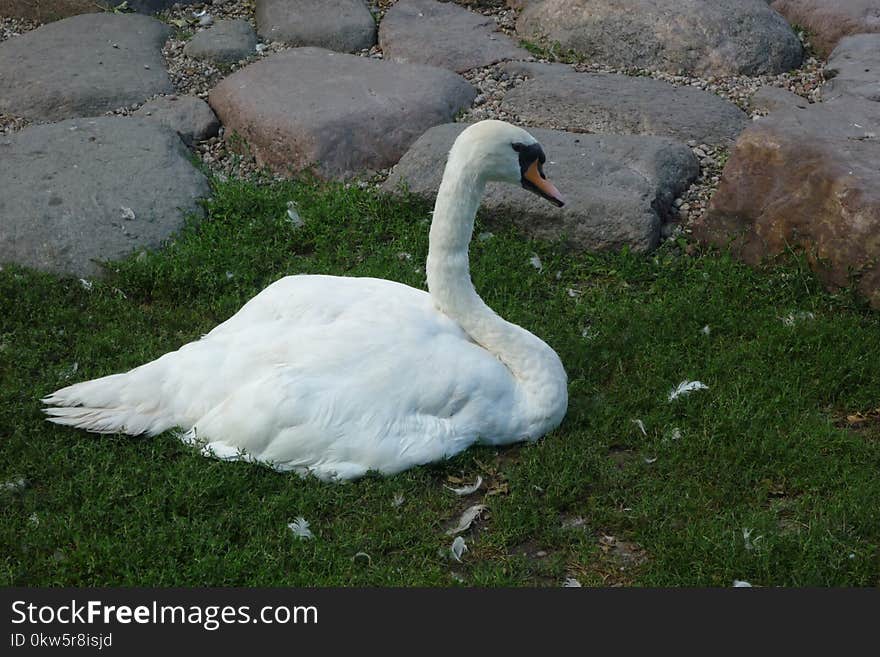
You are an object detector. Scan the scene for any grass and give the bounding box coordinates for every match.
[1,176,879,587]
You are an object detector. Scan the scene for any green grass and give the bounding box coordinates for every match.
[2,176,879,587]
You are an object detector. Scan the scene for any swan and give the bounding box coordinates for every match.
[42,120,569,481]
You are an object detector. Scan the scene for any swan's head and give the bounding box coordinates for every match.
[453,120,565,207]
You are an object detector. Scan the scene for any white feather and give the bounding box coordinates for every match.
[446,504,487,536]
[450,536,468,562]
[445,476,483,496]
[667,380,709,402]
[288,517,314,540]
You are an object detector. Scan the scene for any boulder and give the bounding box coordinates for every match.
[255,0,377,53]
[822,33,880,103]
[379,0,530,73]
[384,123,699,253]
[771,0,880,57]
[0,0,197,21]
[0,13,173,122]
[694,99,880,309]
[749,86,809,113]
[133,95,220,145]
[183,19,258,64]
[517,0,803,76]
[209,48,475,179]
[501,62,748,146]
[0,117,211,278]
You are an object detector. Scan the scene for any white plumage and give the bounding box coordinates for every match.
[42,120,569,481]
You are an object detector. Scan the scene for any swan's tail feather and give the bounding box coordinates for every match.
[42,372,172,437]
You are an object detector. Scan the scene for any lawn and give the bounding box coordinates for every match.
[2,175,878,586]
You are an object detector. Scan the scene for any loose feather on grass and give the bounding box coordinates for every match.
[446,504,486,536]
[288,517,314,540]
[444,476,482,496]
[450,536,468,562]
[667,380,709,402]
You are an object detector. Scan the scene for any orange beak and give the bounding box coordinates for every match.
[523,160,565,207]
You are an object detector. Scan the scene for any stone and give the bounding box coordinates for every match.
[0,13,173,122]
[771,0,880,57]
[133,95,220,145]
[693,99,880,309]
[0,0,198,21]
[750,86,809,113]
[822,34,880,103]
[183,19,258,64]
[208,48,476,179]
[501,62,748,147]
[379,0,530,73]
[517,0,803,76]
[0,117,210,278]
[0,0,98,21]
[255,0,377,53]
[384,123,699,253]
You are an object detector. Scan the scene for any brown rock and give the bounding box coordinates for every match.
[208,48,475,179]
[771,0,880,57]
[0,0,98,21]
[694,99,880,308]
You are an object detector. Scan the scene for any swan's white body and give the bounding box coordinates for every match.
[43,121,569,481]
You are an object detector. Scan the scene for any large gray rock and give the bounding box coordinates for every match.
[255,0,377,53]
[209,48,476,179]
[384,123,699,253]
[694,98,880,309]
[501,62,748,147]
[822,34,880,103]
[0,0,197,21]
[750,86,809,113]
[517,0,803,76]
[183,19,258,64]
[0,13,173,122]
[379,0,530,73]
[771,0,880,57]
[0,117,211,278]
[133,95,220,145]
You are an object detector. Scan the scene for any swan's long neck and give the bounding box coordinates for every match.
[425,146,567,436]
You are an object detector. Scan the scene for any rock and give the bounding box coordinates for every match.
[209,48,475,179]
[822,34,880,103]
[0,13,173,122]
[501,62,748,147]
[0,117,210,278]
[133,95,220,145]
[255,0,377,53]
[0,0,198,20]
[771,0,880,57]
[384,123,699,253]
[694,99,880,309]
[379,0,530,73]
[0,0,98,21]
[114,0,200,12]
[183,19,258,64]
[517,0,803,76]
[750,86,809,113]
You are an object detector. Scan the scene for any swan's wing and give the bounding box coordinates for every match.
[187,321,520,481]
[206,275,458,338]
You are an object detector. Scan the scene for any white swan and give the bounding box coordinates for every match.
[42,120,569,481]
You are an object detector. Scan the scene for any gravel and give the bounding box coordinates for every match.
[0,2,828,230]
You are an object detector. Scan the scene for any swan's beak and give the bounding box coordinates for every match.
[522,160,565,208]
